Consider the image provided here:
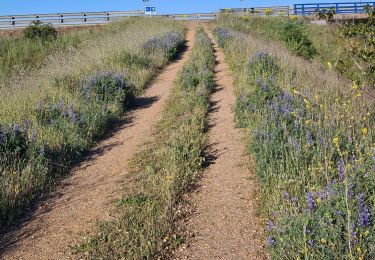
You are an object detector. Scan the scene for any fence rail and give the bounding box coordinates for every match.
[220,6,290,16]
[294,1,375,15]
[0,2,373,30]
[0,10,143,29]
[168,13,217,20]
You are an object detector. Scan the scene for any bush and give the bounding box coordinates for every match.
[143,31,184,59]
[280,22,316,60]
[213,28,234,48]
[23,21,57,41]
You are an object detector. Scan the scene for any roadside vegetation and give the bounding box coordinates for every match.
[216,12,374,89]
[0,22,84,83]
[214,13,374,259]
[0,17,184,227]
[75,28,215,259]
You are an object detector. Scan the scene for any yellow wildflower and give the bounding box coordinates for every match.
[316,197,322,204]
[362,128,368,135]
[333,137,339,145]
[320,238,327,244]
[292,89,300,95]
[359,256,363,260]
[327,61,332,70]
[303,98,310,104]
[352,82,358,90]
[356,92,362,97]
[357,247,361,253]
[364,230,370,236]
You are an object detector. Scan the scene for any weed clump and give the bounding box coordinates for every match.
[23,21,57,41]
[144,31,184,60]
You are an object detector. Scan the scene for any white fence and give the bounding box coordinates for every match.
[0,10,143,29]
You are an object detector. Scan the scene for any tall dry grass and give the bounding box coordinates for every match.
[0,17,184,226]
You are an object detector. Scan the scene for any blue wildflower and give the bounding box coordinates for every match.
[306,192,315,211]
[358,193,371,227]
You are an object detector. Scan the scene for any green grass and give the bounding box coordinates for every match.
[0,25,88,83]
[215,14,363,82]
[216,15,316,60]
[0,17,185,227]
[214,21,374,259]
[74,28,215,259]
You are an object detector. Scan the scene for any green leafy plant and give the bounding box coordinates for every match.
[280,21,316,60]
[339,7,375,90]
[23,21,57,41]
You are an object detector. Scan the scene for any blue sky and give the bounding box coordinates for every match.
[0,0,353,15]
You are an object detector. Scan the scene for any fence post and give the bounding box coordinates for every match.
[59,14,64,23]
[354,3,358,13]
[335,3,339,14]
[302,4,305,15]
[106,12,110,21]
[10,16,15,26]
[82,13,87,22]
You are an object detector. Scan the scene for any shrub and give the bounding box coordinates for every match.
[23,21,57,41]
[81,71,135,109]
[143,31,184,59]
[339,7,375,89]
[119,52,152,68]
[280,21,316,60]
[213,28,234,48]
[0,122,47,225]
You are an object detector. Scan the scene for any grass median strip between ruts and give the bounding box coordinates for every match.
[75,27,216,259]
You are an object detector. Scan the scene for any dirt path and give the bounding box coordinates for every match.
[176,29,266,259]
[0,23,197,260]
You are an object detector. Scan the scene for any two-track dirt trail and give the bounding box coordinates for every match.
[176,29,266,259]
[0,23,197,260]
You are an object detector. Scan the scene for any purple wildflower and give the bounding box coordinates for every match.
[358,193,371,227]
[23,119,30,132]
[306,192,315,211]
[351,223,357,246]
[266,236,275,246]
[71,112,77,125]
[267,220,274,231]
[31,128,37,143]
[39,145,45,156]
[338,159,345,180]
[283,191,290,201]
[306,130,313,146]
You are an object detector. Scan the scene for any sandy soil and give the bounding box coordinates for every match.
[175,28,266,260]
[0,23,198,260]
